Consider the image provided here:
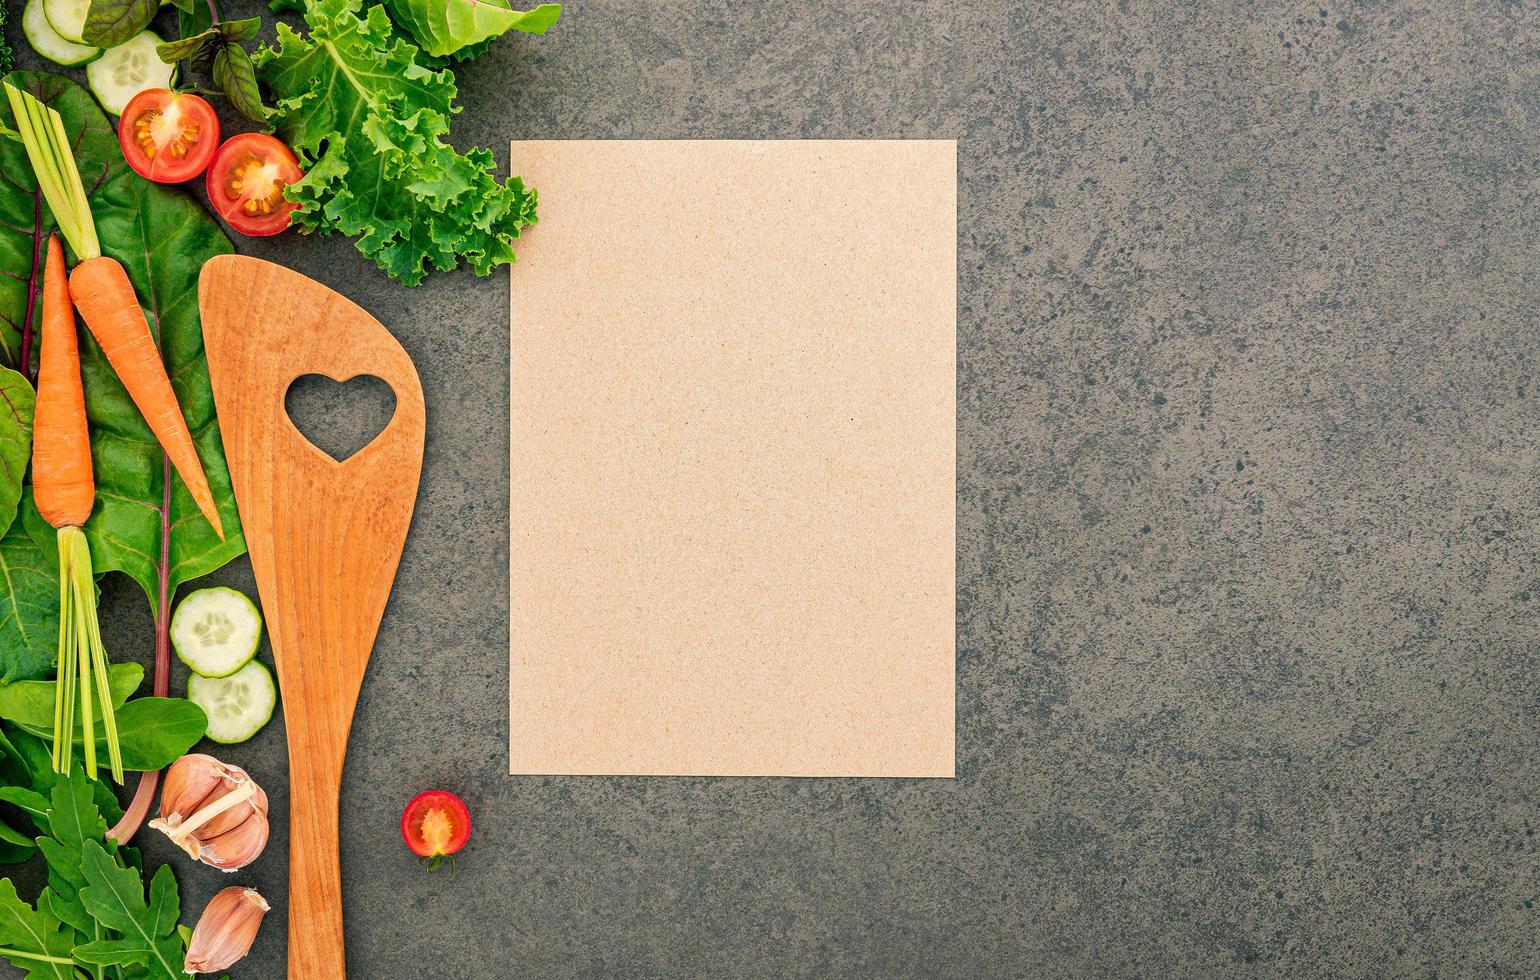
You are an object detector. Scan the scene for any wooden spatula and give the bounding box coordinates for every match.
[198,256,425,980]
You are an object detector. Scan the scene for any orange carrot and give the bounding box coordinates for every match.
[69,255,224,539]
[32,235,94,530]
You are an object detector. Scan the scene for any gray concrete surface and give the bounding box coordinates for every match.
[7,1,1540,977]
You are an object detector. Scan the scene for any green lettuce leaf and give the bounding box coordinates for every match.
[256,0,539,285]
[0,366,34,541]
[3,71,248,610]
[0,519,57,683]
[384,0,561,58]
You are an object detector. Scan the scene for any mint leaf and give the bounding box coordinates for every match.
[384,0,561,58]
[0,880,74,980]
[78,842,183,979]
[256,0,539,285]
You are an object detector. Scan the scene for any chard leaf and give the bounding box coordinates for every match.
[0,366,34,541]
[0,661,143,729]
[256,0,539,285]
[0,519,56,683]
[0,880,74,980]
[82,0,161,48]
[384,0,561,58]
[220,16,264,42]
[6,71,247,610]
[79,842,183,979]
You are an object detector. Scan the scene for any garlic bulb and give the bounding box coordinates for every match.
[149,754,269,871]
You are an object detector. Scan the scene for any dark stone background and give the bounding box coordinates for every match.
[6,1,1539,977]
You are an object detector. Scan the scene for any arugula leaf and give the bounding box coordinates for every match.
[81,0,160,47]
[77,844,182,978]
[5,71,247,611]
[384,0,561,58]
[256,0,539,285]
[35,768,107,938]
[0,662,143,729]
[0,520,57,683]
[0,880,74,980]
[0,367,34,540]
[17,697,208,772]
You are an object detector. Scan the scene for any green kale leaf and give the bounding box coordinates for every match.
[256,0,539,285]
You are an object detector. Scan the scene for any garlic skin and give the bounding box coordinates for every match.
[149,754,269,871]
[184,886,269,974]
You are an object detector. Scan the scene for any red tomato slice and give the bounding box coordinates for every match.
[117,90,220,184]
[206,133,304,237]
[401,790,471,870]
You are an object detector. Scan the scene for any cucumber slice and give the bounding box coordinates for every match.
[172,586,263,678]
[24,0,100,66]
[86,30,175,116]
[187,661,277,745]
[42,0,89,44]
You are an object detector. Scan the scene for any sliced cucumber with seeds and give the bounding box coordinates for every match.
[25,0,100,66]
[86,30,175,116]
[172,586,263,678]
[188,660,277,744]
[42,0,90,43]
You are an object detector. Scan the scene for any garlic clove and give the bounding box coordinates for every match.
[201,810,270,872]
[185,886,269,974]
[195,766,265,838]
[157,754,225,823]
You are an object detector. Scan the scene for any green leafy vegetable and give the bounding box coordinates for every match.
[81,0,160,48]
[75,842,183,976]
[159,15,272,123]
[0,880,75,980]
[16,697,208,771]
[0,521,57,684]
[256,0,540,285]
[384,0,561,58]
[0,367,35,540]
[0,769,197,978]
[0,662,142,729]
[0,71,247,612]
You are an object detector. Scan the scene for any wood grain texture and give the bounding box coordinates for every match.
[198,256,425,980]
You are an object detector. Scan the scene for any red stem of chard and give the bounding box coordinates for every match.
[18,192,43,385]
[107,417,175,839]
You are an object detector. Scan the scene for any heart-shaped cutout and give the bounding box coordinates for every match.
[285,374,398,463]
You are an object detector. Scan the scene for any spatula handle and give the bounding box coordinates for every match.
[288,765,345,978]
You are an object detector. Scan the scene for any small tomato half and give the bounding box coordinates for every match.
[206,133,304,237]
[117,90,221,184]
[401,790,471,871]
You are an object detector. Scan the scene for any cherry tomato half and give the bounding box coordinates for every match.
[401,790,471,871]
[117,90,221,184]
[205,133,303,237]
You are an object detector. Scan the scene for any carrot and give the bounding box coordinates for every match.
[70,255,224,540]
[7,85,129,783]
[32,235,93,529]
[28,235,123,783]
